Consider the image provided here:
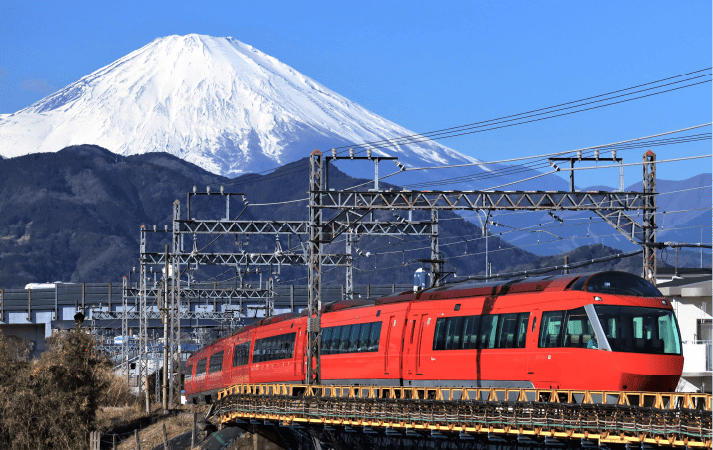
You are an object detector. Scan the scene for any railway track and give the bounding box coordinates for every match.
[210,384,711,448]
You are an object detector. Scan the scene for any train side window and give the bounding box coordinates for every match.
[496,313,518,348]
[532,316,537,332]
[478,315,499,349]
[516,313,530,348]
[321,327,333,355]
[252,332,296,362]
[233,342,248,367]
[433,318,446,350]
[185,364,193,380]
[358,323,372,352]
[368,322,382,352]
[339,325,352,353]
[462,315,480,349]
[445,316,464,350]
[539,311,565,348]
[348,324,361,353]
[208,351,224,374]
[196,358,207,376]
[564,307,594,348]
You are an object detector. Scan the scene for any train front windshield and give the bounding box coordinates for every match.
[594,305,681,355]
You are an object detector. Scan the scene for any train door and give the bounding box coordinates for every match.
[526,310,540,377]
[405,313,428,375]
[384,316,399,376]
[294,324,304,378]
[415,314,429,374]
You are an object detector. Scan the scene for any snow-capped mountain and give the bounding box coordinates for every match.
[0,34,566,190]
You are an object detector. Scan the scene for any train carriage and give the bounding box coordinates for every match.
[184,271,683,404]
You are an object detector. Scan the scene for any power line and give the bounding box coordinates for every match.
[331,68,711,153]
[334,74,711,153]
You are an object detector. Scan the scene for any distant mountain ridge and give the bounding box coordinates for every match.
[0,145,693,289]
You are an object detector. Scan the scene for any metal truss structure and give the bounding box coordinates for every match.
[125,148,658,397]
[304,149,658,385]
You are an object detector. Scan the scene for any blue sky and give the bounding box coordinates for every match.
[0,0,710,187]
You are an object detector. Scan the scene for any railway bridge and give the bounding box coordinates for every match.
[208,383,711,450]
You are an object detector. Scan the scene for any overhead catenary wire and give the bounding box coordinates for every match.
[334,75,712,153]
[330,68,711,153]
[203,71,711,192]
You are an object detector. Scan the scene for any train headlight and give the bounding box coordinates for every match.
[593,296,602,301]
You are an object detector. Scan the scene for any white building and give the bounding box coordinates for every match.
[657,269,712,393]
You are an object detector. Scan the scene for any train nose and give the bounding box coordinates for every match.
[615,353,683,391]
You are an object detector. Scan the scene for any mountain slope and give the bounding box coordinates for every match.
[0,145,692,289]
[0,34,568,191]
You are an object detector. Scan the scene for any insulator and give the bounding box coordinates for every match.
[193,186,197,193]
[594,149,599,160]
[367,148,372,158]
[577,150,582,160]
[207,186,211,194]
[349,148,354,158]
[611,149,617,160]
[220,186,224,194]
[331,148,337,158]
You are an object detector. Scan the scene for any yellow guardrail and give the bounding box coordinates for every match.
[214,383,712,448]
[218,383,711,411]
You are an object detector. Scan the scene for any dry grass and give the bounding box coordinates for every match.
[95,405,154,433]
[99,404,208,450]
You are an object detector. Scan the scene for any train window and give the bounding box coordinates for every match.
[445,316,464,350]
[563,308,595,348]
[594,305,681,355]
[358,323,371,351]
[209,351,224,374]
[454,304,461,311]
[196,358,207,376]
[185,364,193,381]
[368,322,382,351]
[233,342,250,367]
[532,316,537,332]
[433,318,446,350]
[572,272,663,298]
[516,313,530,348]
[320,322,382,354]
[338,325,352,353]
[376,310,381,317]
[321,328,333,355]
[479,316,499,349]
[539,311,564,348]
[253,332,297,362]
[462,315,480,349]
[348,324,361,353]
[497,314,518,348]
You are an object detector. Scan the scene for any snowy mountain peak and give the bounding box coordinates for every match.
[0,34,488,178]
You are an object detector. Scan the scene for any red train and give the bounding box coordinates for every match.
[184,271,683,403]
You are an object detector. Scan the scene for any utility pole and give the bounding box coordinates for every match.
[643,151,657,285]
[306,150,323,385]
[162,245,169,412]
